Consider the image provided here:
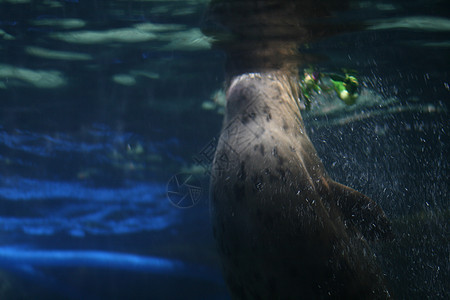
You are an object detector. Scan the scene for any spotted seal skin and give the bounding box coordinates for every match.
[210,72,392,299]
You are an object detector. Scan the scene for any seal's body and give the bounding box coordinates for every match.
[210,72,391,299]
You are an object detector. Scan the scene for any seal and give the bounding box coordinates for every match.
[210,72,392,299]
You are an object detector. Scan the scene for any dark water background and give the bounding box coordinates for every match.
[0,0,448,299]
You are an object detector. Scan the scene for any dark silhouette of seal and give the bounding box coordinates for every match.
[207,1,392,299]
[210,73,391,299]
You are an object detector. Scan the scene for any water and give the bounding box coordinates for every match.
[0,0,448,299]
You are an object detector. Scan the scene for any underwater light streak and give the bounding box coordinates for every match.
[0,177,166,202]
[0,247,180,272]
[0,247,223,285]
[0,177,179,236]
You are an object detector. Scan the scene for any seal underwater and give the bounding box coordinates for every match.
[207,1,392,299]
[210,72,392,299]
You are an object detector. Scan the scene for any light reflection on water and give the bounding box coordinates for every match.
[0,177,175,237]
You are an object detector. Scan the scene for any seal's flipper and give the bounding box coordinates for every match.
[329,180,392,241]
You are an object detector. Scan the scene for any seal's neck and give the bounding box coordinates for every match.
[225,71,304,130]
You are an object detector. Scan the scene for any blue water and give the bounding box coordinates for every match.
[0,0,448,299]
